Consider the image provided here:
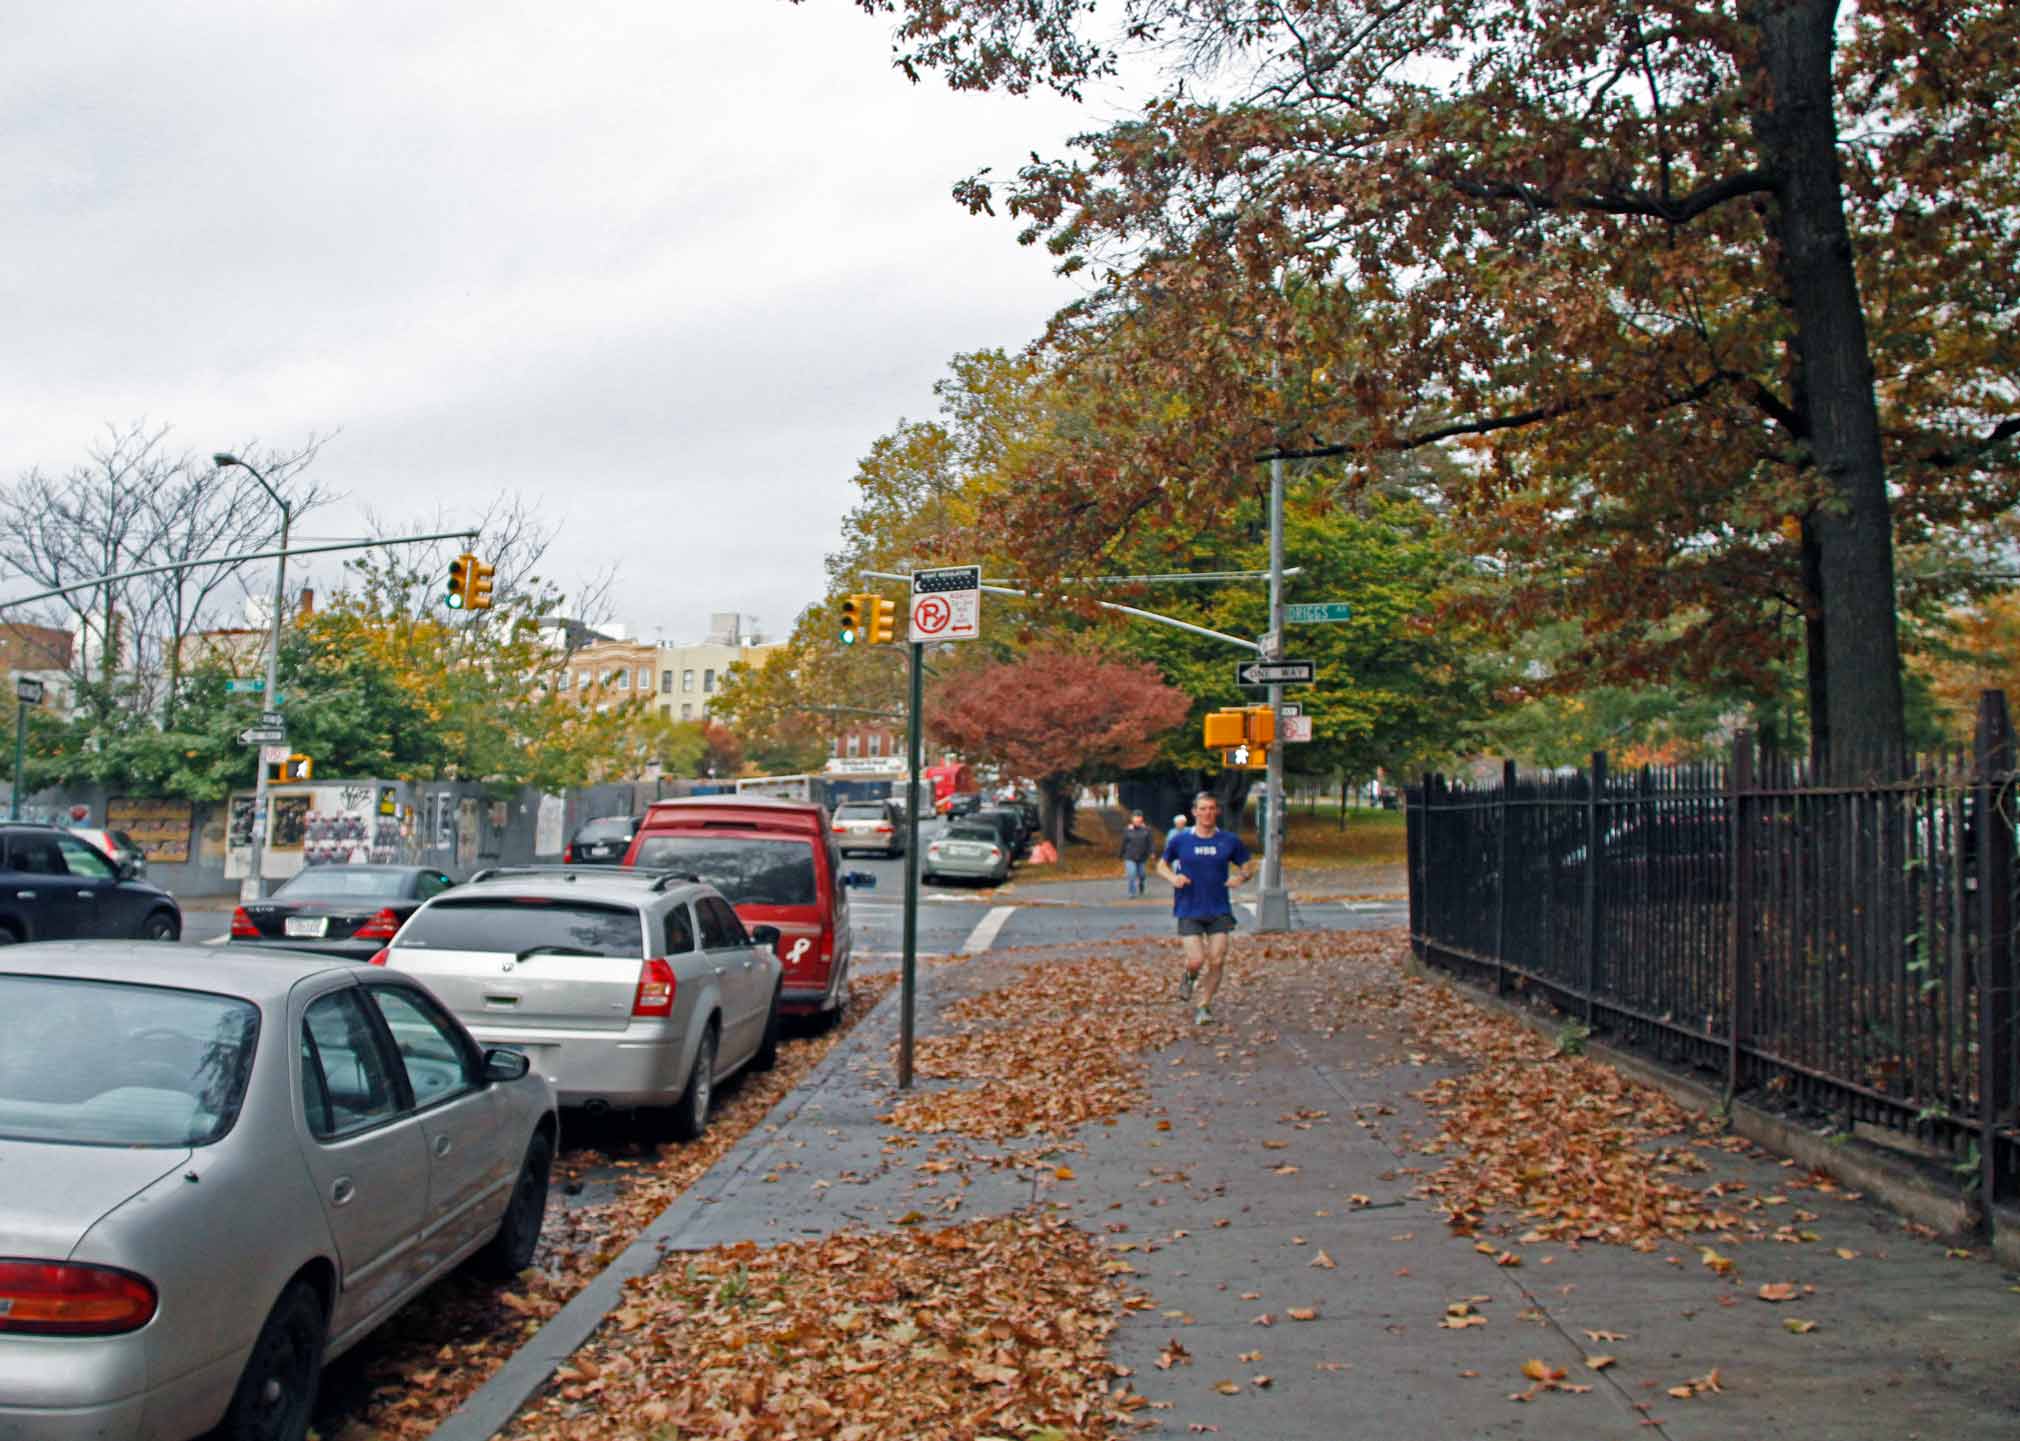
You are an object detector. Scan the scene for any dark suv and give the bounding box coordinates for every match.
[564,814,643,865]
[0,822,183,943]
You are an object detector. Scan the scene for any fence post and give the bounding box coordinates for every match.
[1583,750,1606,1027]
[1974,692,2014,1213]
[1495,758,1516,995]
[1406,773,1426,956]
[1725,732,1756,1106]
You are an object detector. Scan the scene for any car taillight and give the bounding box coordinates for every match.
[353,907,402,941]
[0,1260,157,1335]
[989,847,1002,860]
[874,823,892,833]
[229,907,259,939]
[563,844,574,862]
[633,958,676,1016]
[831,822,846,832]
[367,947,389,966]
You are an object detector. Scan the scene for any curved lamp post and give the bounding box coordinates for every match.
[213,452,291,899]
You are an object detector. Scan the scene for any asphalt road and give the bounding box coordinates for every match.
[175,817,1409,954]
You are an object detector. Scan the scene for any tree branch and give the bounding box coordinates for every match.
[1447,168,1774,224]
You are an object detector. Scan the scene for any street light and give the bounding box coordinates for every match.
[213,451,290,900]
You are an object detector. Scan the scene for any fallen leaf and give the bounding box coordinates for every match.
[1310,1249,1337,1269]
[1521,1359,1567,1383]
[1213,1380,1242,1396]
[1287,1306,1319,1322]
[1586,1355,1616,1371]
[1757,1282,1798,1303]
[1783,1318,1819,1334]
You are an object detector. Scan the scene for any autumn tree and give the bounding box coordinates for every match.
[927,646,1191,845]
[825,0,2020,772]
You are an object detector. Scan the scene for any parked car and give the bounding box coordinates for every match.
[67,826,148,880]
[0,822,181,944]
[968,807,1027,859]
[229,864,457,962]
[624,796,874,1023]
[939,791,985,819]
[377,866,783,1135]
[923,820,1014,886]
[563,814,642,865]
[831,800,906,858]
[0,942,556,1441]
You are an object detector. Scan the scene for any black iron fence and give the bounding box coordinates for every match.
[1407,691,2019,1217]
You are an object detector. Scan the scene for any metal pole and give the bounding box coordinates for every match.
[10,700,25,821]
[244,500,289,901]
[1258,447,1292,931]
[898,639,924,1088]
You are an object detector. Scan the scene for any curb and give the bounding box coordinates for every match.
[428,980,913,1441]
[1402,956,1997,1254]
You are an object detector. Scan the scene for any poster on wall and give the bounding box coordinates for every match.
[271,795,310,851]
[107,797,193,865]
[302,784,409,867]
[535,793,564,857]
[228,796,256,848]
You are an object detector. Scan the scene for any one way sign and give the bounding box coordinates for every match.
[1234,659,1316,687]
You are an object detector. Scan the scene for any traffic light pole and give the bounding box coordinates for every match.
[897,639,924,1088]
[1258,449,1292,932]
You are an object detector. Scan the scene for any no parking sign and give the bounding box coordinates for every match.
[909,565,981,644]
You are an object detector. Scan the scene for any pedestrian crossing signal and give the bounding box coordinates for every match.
[266,754,313,783]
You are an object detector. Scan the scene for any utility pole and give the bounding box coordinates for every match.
[898,637,924,1088]
[1258,445,1291,932]
[214,453,289,901]
[11,676,43,820]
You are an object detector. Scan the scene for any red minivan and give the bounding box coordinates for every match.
[624,796,862,1020]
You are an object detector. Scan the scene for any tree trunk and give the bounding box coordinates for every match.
[1038,775,1071,848]
[1749,0,1905,774]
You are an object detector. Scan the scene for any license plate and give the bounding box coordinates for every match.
[285,916,328,938]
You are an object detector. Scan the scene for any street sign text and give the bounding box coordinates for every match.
[1285,602,1353,624]
[1235,659,1316,687]
[910,565,981,644]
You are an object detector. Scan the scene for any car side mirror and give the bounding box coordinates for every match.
[482,1048,532,1083]
[749,923,781,949]
[116,857,138,881]
[842,871,876,889]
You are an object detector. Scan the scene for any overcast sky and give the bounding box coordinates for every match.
[2,1,1113,643]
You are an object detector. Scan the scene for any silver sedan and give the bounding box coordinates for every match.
[922,820,1013,886]
[0,943,557,1441]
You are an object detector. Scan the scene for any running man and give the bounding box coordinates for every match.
[1155,792,1254,1025]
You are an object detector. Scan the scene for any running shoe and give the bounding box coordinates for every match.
[1194,1005,1213,1026]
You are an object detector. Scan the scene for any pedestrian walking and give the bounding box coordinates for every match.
[1155,792,1253,1026]
[1119,811,1154,896]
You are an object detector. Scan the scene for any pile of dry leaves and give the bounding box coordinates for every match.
[316,974,897,1441]
[883,954,1182,1141]
[503,1212,1140,1441]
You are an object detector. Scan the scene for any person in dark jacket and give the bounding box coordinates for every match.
[1120,811,1155,896]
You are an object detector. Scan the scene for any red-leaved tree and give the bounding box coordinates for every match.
[927,647,1191,847]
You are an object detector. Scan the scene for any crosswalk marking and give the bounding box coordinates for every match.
[961,906,1016,955]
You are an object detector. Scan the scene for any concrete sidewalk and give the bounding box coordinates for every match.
[442,937,2019,1440]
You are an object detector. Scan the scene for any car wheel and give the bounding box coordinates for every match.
[668,1024,717,1142]
[140,911,179,942]
[216,1279,325,1441]
[750,984,783,1072]
[476,1130,552,1279]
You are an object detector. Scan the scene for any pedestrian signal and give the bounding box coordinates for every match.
[1204,710,1248,749]
[266,754,313,783]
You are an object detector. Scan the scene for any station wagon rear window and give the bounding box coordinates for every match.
[0,976,258,1147]
[632,836,817,907]
[834,804,888,821]
[397,898,644,957]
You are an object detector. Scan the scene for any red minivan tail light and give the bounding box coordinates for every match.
[633,958,676,1016]
[0,1260,157,1335]
[353,907,402,941]
[562,843,574,862]
[228,906,260,940]
[367,947,390,966]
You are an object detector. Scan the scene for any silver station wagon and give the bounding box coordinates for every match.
[0,943,557,1441]
[922,818,1013,886]
[377,867,785,1138]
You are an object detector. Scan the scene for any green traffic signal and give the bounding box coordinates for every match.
[839,594,864,645]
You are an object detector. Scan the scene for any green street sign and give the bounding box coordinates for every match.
[1285,602,1353,624]
[225,678,265,693]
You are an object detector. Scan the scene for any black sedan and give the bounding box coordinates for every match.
[230,864,456,961]
[0,822,182,944]
[564,813,642,864]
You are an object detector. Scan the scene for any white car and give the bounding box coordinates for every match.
[377,867,785,1138]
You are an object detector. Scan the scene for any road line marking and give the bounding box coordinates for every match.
[961,906,1016,955]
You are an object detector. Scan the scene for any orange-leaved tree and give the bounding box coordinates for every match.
[926,646,1191,846]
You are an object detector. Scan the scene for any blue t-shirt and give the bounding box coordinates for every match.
[1163,827,1251,920]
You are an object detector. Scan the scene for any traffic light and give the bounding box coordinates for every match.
[467,558,496,611]
[266,754,313,783]
[446,553,470,610]
[839,593,868,646]
[1245,706,1276,747]
[1204,710,1248,749]
[867,596,898,645]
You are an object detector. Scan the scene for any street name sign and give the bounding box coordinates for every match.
[910,565,981,644]
[1234,659,1316,687]
[225,678,265,694]
[14,677,45,706]
[258,710,284,727]
[1285,602,1353,624]
[1281,714,1313,743]
[239,727,286,747]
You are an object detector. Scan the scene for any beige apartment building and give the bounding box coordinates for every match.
[557,613,780,722]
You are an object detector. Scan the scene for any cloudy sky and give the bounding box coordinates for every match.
[2,1,1116,642]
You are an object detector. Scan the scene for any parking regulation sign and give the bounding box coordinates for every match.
[910,565,980,644]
